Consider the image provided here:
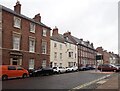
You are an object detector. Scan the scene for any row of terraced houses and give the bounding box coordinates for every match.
[0,1,119,70]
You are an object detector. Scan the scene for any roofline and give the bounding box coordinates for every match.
[1,5,51,30]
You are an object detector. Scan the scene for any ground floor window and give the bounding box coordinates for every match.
[60,63,62,67]
[29,59,34,69]
[68,62,74,67]
[42,60,46,68]
[54,63,57,67]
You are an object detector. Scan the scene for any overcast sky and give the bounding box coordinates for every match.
[0,0,119,54]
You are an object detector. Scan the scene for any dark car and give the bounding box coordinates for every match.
[98,64,119,72]
[28,67,54,77]
[79,66,88,71]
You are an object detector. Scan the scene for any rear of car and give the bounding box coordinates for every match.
[0,65,29,80]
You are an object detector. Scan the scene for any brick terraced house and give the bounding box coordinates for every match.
[0,1,51,69]
[63,32,96,68]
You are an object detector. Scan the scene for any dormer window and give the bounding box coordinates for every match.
[30,23,35,33]
[14,16,21,29]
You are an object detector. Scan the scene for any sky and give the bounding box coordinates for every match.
[0,0,119,54]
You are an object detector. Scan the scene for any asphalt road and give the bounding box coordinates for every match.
[2,71,111,89]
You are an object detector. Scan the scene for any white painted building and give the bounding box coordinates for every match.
[50,27,77,68]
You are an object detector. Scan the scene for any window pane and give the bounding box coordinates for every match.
[29,59,34,69]
[42,41,47,54]
[13,36,20,50]
[8,66,16,70]
[42,60,46,68]
[14,16,21,28]
[43,29,47,36]
[30,23,35,33]
[29,39,35,52]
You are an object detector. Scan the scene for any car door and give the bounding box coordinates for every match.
[7,66,17,78]
[16,66,24,77]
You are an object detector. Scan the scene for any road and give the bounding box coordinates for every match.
[2,71,112,90]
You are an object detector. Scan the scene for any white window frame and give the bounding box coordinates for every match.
[13,35,20,50]
[60,53,62,60]
[29,38,35,53]
[54,52,57,59]
[30,23,35,33]
[68,52,73,58]
[60,44,62,50]
[42,41,47,54]
[42,60,47,68]
[54,43,57,48]
[43,28,47,36]
[29,59,34,69]
[14,16,21,29]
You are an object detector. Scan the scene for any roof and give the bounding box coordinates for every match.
[50,34,74,44]
[1,5,51,30]
[71,36,95,50]
[71,36,81,44]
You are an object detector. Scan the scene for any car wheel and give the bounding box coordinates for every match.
[2,75,8,81]
[22,73,27,78]
[58,70,61,74]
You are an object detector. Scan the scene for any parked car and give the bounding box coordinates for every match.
[28,67,54,77]
[79,66,88,71]
[66,66,78,72]
[97,64,120,72]
[87,65,96,70]
[53,67,66,73]
[115,64,120,69]
[0,65,29,81]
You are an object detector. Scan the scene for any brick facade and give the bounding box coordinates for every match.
[1,2,51,69]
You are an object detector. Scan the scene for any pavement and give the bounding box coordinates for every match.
[96,73,119,90]
[82,70,119,90]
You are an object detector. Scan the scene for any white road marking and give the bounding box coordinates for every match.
[96,80,108,84]
[69,74,111,90]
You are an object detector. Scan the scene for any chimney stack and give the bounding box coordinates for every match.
[63,31,71,37]
[52,26,58,35]
[14,0,21,14]
[33,13,41,22]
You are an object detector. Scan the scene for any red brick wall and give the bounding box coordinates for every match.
[2,10,50,69]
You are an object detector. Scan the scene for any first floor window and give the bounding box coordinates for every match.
[29,38,35,52]
[42,60,46,68]
[68,52,73,58]
[60,53,62,60]
[29,59,34,69]
[54,52,57,59]
[42,41,47,54]
[13,35,20,50]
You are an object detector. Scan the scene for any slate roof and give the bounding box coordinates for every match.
[50,34,74,44]
[71,35,95,49]
[1,5,51,30]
